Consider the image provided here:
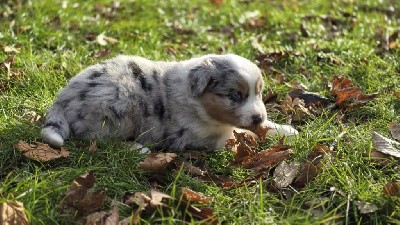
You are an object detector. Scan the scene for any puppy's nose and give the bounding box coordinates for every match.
[252,115,263,125]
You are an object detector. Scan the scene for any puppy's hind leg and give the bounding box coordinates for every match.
[263,120,299,136]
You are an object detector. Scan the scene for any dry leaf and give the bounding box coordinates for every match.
[230,134,293,172]
[188,207,217,225]
[93,49,112,58]
[84,211,107,224]
[208,0,223,6]
[139,153,177,172]
[372,131,400,159]
[292,161,318,188]
[82,206,119,225]
[389,123,400,141]
[96,33,118,46]
[180,161,206,176]
[263,89,278,104]
[273,161,300,188]
[4,46,20,53]
[331,76,378,109]
[150,189,172,208]
[366,150,392,167]
[394,90,400,100]
[76,191,106,215]
[227,130,258,164]
[88,140,97,152]
[281,94,311,122]
[0,201,29,225]
[288,89,331,108]
[292,144,332,188]
[383,182,400,196]
[178,200,218,225]
[14,140,69,162]
[181,187,213,205]
[60,172,105,215]
[118,216,135,225]
[252,126,272,141]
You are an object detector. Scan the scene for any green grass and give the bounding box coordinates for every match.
[1,0,400,224]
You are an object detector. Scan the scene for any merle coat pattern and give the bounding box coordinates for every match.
[42,54,298,150]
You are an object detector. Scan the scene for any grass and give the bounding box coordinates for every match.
[1,0,400,224]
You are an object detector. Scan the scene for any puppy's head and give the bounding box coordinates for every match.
[189,54,267,131]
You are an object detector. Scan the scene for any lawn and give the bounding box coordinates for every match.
[1,0,400,224]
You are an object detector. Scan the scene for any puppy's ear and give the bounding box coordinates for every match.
[188,58,215,97]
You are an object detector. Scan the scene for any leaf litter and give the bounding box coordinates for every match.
[14,140,69,162]
[371,131,400,159]
[0,201,29,225]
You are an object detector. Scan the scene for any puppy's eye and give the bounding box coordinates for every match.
[229,91,243,103]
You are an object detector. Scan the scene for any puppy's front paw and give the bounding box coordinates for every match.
[262,120,299,136]
[278,125,299,136]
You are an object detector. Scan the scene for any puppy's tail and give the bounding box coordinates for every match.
[41,104,70,147]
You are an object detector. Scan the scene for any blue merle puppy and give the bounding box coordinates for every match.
[42,54,298,150]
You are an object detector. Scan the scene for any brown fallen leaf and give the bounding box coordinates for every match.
[88,139,97,152]
[365,150,392,167]
[139,153,177,172]
[263,89,278,104]
[0,201,29,225]
[383,182,400,196]
[280,94,311,122]
[273,161,300,188]
[288,89,332,108]
[292,161,318,188]
[92,49,112,58]
[371,131,400,159]
[330,76,378,109]
[14,140,69,162]
[123,190,171,223]
[389,122,400,141]
[181,187,213,205]
[208,0,223,6]
[80,205,119,225]
[252,126,272,141]
[76,190,106,215]
[227,130,258,164]
[124,189,217,224]
[394,89,400,100]
[150,189,172,208]
[292,144,333,188]
[230,134,293,172]
[60,172,105,215]
[118,215,135,225]
[178,200,218,225]
[180,161,206,177]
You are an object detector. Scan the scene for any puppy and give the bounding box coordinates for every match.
[42,54,297,150]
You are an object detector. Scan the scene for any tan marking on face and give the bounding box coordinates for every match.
[199,92,237,125]
[255,76,263,95]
